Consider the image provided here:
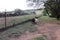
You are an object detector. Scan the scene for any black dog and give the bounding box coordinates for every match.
[31,17,39,24]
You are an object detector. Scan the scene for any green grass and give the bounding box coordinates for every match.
[0,21,37,40]
[33,37,45,40]
[0,10,43,28]
[0,15,38,40]
[0,10,57,40]
[0,14,59,40]
[38,16,59,23]
[6,15,36,26]
[0,15,36,29]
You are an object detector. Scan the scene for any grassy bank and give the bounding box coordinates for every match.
[0,15,37,40]
[0,15,36,29]
[0,21,37,40]
[0,15,59,40]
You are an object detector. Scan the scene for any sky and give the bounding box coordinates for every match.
[0,0,44,12]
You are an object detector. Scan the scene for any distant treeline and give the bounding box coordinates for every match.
[0,9,36,17]
[0,13,28,17]
[0,12,30,17]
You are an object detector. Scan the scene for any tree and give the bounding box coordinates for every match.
[43,9,48,16]
[26,0,44,8]
[44,0,60,20]
[27,0,60,20]
[14,9,22,16]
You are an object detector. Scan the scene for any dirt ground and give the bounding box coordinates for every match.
[9,22,60,40]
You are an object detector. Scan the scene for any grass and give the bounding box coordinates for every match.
[0,22,37,40]
[38,16,59,23]
[0,15,38,40]
[33,37,45,40]
[0,15,36,29]
[0,15,58,40]
[0,15,59,40]
[0,10,43,29]
[0,10,60,40]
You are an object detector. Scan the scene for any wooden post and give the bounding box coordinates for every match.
[5,10,7,28]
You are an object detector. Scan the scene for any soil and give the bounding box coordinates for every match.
[9,22,60,40]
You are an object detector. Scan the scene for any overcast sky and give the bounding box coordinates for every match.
[0,0,44,12]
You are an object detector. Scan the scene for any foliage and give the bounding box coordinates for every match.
[44,0,60,20]
[43,10,47,16]
[26,0,44,8]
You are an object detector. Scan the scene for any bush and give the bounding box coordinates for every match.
[43,10,47,16]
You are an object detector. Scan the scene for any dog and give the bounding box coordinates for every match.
[31,17,39,24]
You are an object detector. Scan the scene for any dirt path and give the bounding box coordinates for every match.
[9,22,60,40]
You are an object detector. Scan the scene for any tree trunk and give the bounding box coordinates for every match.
[56,15,60,20]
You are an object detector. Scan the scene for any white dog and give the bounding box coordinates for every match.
[35,18,39,24]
